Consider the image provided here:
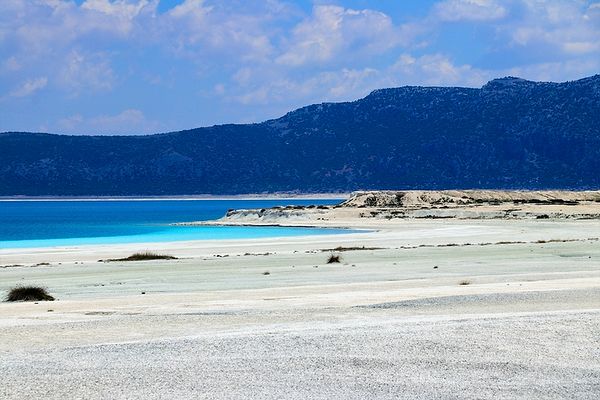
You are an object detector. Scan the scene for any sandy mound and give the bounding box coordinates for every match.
[340,190,600,208]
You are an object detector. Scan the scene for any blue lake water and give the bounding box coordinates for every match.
[0,199,351,249]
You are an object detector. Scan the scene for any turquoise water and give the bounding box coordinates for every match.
[0,199,351,249]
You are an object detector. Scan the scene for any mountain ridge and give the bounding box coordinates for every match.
[1,74,599,195]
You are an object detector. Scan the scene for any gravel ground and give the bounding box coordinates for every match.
[1,310,599,400]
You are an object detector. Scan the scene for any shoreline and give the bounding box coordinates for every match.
[0,227,369,254]
[2,217,600,263]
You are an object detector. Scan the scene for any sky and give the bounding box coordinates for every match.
[1,0,599,135]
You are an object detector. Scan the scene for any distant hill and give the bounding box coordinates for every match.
[1,75,599,196]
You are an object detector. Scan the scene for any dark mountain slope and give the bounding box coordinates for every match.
[1,75,599,195]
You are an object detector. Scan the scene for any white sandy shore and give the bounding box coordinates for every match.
[1,218,599,399]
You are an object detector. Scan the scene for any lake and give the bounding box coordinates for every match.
[0,199,350,248]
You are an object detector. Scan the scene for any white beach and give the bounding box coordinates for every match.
[1,214,599,399]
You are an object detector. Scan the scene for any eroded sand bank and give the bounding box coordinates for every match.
[1,201,600,398]
[186,190,600,227]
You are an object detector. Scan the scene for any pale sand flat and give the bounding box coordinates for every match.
[1,219,599,398]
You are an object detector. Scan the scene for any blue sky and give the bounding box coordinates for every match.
[1,0,599,135]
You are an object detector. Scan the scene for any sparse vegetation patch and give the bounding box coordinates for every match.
[101,252,178,262]
[327,254,342,264]
[6,286,55,302]
[321,246,383,252]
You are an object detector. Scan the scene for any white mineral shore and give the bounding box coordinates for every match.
[1,193,600,399]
